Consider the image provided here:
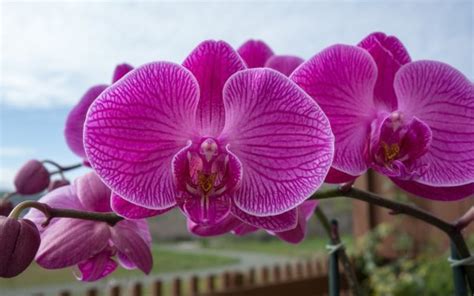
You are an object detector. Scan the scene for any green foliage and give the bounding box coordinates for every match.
[352,223,462,296]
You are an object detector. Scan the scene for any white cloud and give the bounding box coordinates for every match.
[0,167,15,190]
[0,146,36,157]
[1,1,472,109]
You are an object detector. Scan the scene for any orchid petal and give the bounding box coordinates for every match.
[231,204,298,232]
[291,45,377,176]
[183,40,245,137]
[112,63,133,83]
[111,192,172,219]
[76,250,118,282]
[111,221,153,274]
[223,68,334,216]
[65,85,108,159]
[325,167,359,184]
[392,179,474,201]
[276,200,318,244]
[237,39,274,68]
[394,61,474,186]
[36,219,109,269]
[76,172,111,212]
[358,32,410,111]
[117,252,136,270]
[264,55,304,76]
[84,62,200,209]
[187,214,242,237]
[181,195,231,225]
[232,223,258,236]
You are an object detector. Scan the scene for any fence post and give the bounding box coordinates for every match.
[172,278,182,296]
[206,274,216,293]
[85,288,98,296]
[223,271,232,289]
[273,265,281,282]
[328,219,341,296]
[248,267,256,286]
[451,241,468,296]
[151,279,163,296]
[190,275,199,296]
[261,266,270,284]
[130,281,142,296]
[284,263,293,280]
[108,285,121,296]
[58,291,71,296]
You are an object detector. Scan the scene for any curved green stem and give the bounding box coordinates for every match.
[8,200,123,226]
[310,186,474,292]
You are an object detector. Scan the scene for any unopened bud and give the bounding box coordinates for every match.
[14,160,50,195]
[0,217,41,278]
[47,179,71,192]
[0,200,14,216]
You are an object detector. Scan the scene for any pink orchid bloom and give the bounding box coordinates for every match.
[291,32,474,201]
[238,39,304,76]
[188,200,319,244]
[84,40,334,230]
[24,172,153,282]
[65,64,133,161]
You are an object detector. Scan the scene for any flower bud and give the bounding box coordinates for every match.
[0,217,41,278]
[14,160,50,195]
[47,179,71,192]
[0,200,14,216]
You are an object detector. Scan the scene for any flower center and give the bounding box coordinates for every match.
[381,142,400,163]
[174,137,242,199]
[369,112,432,179]
[173,137,242,225]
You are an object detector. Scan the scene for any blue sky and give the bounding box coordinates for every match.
[0,0,472,190]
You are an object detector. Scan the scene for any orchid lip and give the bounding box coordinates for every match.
[370,111,432,180]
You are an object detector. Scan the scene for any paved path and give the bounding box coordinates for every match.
[4,243,300,296]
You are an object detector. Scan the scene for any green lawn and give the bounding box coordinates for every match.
[202,235,354,258]
[0,245,238,290]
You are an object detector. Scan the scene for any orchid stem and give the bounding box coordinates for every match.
[315,207,362,296]
[8,200,123,226]
[43,160,83,175]
[311,186,474,293]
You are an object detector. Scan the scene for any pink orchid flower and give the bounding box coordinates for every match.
[188,200,319,244]
[65,64,133,161]
[238,39,304,76]
[24,172,152,282]
[291,32,474,200]
[84,40,334,230]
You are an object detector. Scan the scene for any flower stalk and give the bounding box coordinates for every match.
[311,186,474,292]
[43,160,83,175]
[8,200,123,226]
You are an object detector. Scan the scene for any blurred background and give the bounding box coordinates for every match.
[1,1,473,295]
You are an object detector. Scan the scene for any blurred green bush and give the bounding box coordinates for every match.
[352,223,473,295]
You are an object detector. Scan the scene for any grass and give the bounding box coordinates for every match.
[202,235,354,258]
[0,245,238,290]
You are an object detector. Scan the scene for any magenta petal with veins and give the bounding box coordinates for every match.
[24,172,152,281]
[293,33,474,200]
[264,55,304,76]
[237,39,274,68]
[84,40,334,229]
[65,64,133,159]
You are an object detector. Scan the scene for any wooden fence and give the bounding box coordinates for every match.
[50,257,349,296]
